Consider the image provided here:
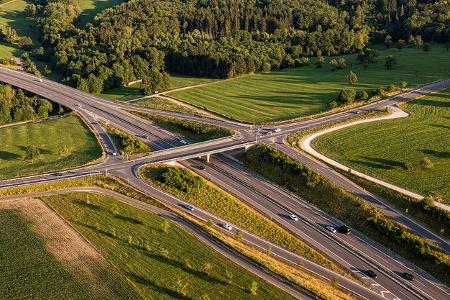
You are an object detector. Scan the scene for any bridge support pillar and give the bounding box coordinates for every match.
[205,153,210,163]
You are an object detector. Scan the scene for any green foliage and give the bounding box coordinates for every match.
[103,123,150,155]
[420,157,433,169]
[240,144,450,285]
[384,55,396,70]
[42,192,292,299]
[337,89,356,104]
[159,167,204,194]
[347,71,358,85]
[24,145,40,161]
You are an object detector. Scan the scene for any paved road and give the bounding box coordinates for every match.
[1,67,450,299]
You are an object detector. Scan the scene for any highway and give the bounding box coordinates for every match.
[0,66,449,299]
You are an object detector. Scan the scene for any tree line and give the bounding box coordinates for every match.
[0,85,54,125]
[20,0,450,95]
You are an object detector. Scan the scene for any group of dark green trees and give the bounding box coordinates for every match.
[0,85,54,125]
[16,0,449,96]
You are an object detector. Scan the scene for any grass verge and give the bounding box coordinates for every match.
[140,164,350,277]
[101,122,151,155]
[131,112,233,142]
[240,144,450,286]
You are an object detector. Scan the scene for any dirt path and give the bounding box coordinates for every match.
[0,199,132,299]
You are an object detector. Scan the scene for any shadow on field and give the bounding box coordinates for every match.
[0,151,21,160]
[413,99,450,108]
[420,149,450,158]
[142,251,227,285]
[350,156,404,170]
[127,272,192,299]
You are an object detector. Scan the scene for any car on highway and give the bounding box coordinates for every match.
[337,225,351,234]
[112,152,118,156]
[222,223,233,231]
[53,172,64,177]
[76,104,82,108]
[289,214,299,221]
[365,270,377,278]
[325,225,337,233]
[402,272,414,281]
[195,165,206,170]
[273,128,282,133]
[183,204,195,211]
[38,78,43,83]
[180,139,188,145]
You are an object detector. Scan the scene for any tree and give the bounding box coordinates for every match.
[347,71,357,85]
[141,70,171,95]
[403,161,415,172]
[18,37,33,50]
[24,145,40,160]
[235,229,243,240]
[384,55,396,70]
[420,157,433,169]
[337,89,356,104]
[384,35,392,48]
[2,26,18,44]
[249,281,258,296]
[36,98,53,118]
[315,56,324,68]
[173,279,188,296]
[225,269,234,283]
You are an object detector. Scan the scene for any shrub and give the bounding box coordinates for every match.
[420,157,433,169]
[403,162,415,172]
[347,71,358,85]
[315,56,324,68]
[399,81,408,88]
[24,145,40,160]
[336,89,356,104]
[384,55,396,70]
[355,90,369,101]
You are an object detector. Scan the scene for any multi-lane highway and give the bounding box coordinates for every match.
[0,66,449,299]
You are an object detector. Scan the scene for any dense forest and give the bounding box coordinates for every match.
[0,85,54,125]
[15,0,450,94]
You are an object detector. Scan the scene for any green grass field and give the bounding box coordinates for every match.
[313,88,450,203]
[102,75,217,101]
[42,192,293,300]
[0,114,102,179]
[0,0,40,59]
[169,46,450,123]
[78,0,125,26]
[0,207,135,299]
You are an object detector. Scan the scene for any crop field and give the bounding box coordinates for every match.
[0,114,102,179]
[0,199,136,299]
[169,46,450,123]
[42,192,293,300]
[313,88,450,203]
[102,75,217,101]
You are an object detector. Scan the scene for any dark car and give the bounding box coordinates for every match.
[53,172,64,177]
[402,272,414,281]
[365,270,377,278]
[197,165,206,170]
[183,204,195,211]
[338,225,351,234]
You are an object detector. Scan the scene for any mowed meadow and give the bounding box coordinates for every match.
[313,88,450,203]
[0,114,102,179]
[169,46,450,123]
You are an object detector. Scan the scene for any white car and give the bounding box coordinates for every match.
[289,214,299,221]
[180,139,188,145]
[222,223,233,231]
[183,204,195,211]
[112,152,118,156]
[38,78,43,83]
[273,128,282,133]
[325,225,337,233]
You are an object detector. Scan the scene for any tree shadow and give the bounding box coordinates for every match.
[73,199,101,210]
[0,151,21,160]
[420,149,450,159]
[126,272,192,300]
[350,156,404,170]
[412,99,450,108]
[142,251,227,285]
[17,145,52,155]
[114,214,143,225]
[428,124,450,130]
